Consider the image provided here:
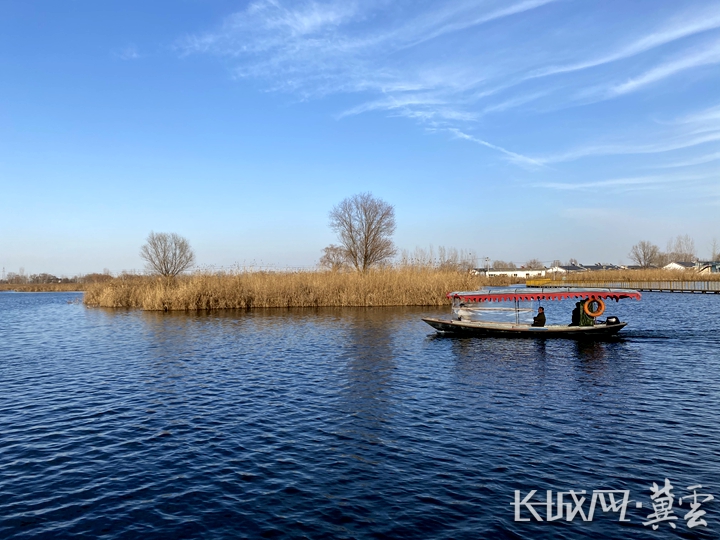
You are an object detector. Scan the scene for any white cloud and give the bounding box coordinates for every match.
[180,1,720,177]
[537,130,720,164]
[528,8,720,81]
[651,151,720,168]
[535,173,714,192]
[447,128,545,168]
[609,39,720,97]
[449,8,720,112]
[537,176,662,191]
[480,90,552,115]
[671,103,720,125]
[181,1,720,114]
[114,45,140,60]
[179,0,557,104]
[398,0,559,50]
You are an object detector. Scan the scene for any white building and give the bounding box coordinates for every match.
[663,261,696,271]
[473,268,547,278]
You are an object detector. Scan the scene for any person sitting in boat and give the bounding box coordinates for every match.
[569,303,581,326]
[532,306,546,327]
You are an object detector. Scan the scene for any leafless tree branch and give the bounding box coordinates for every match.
[329,193,396,272]
[140,232,195,278]
[628,240,660,268]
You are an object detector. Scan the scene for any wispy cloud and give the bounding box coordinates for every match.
[114,45,141,60]
[180,1,720,178]
[447,128,545,168]
[535,173,714,192]
[398,0,559,50]
[537,176,664,191]
[338,96,481,123]
[608,39,720,97]
[536,130,720,164]
[480,90,553,115]
[671,103,720,125]
[527,8,720,81]
[651,151,720,168]
[180,0,558,102]
[181,1,720,113]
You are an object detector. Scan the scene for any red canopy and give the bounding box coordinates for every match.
[448,287,641,303]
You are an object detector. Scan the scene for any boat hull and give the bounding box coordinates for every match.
[421,318,627,339]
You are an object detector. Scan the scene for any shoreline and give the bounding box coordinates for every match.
[4,268,717,308]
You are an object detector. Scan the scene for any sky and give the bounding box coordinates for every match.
[1,0,719,276]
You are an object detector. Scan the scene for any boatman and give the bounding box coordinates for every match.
[532,306,546,327]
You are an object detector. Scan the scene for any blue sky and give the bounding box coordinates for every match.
[1,0,719,276]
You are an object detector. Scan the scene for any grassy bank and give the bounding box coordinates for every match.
[83,268,512,310]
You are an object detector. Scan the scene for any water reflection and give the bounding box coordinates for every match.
[575,340,608,363]
[334,309,398,446]
[534,338,547,358]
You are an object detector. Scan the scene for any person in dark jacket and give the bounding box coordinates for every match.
[532,306,546,327]
[569,303,581,326]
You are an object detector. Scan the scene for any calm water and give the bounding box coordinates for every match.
[1,292,719,539]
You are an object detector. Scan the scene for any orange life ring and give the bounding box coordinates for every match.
[583,298,605,318]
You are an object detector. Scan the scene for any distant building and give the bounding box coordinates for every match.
[580,263,621,272]
[548,264,585,274]
[472,268,546,278]
[663,261,696,271]
[697,261,720,274]
[620,263,664,270]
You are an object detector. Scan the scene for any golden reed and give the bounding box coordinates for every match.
[83,268,511,311]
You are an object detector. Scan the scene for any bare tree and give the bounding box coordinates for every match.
[666,234,696,262]
[711,237,720,261]
[628,240,660,268]
[140,232,195,278]
[329,193,396,272]
[437,246,477,271]
[492,260,516,269]
[6,272,28,285]
[398,246,435,268]
[319,244,349,271]
[398,245,476,270]
[654,251,672,267]
[524,258,545,269]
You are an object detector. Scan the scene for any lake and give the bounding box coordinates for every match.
[1,291,719,539]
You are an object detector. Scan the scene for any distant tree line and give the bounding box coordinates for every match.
[628,235,705,268]
[396,246,477,271]
[1,271,119,285]
[6,205,716,282]
[3,272,66,284]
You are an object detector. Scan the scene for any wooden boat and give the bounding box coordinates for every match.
[422,287,641,339]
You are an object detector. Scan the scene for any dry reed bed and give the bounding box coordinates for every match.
[83,269,507,311]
